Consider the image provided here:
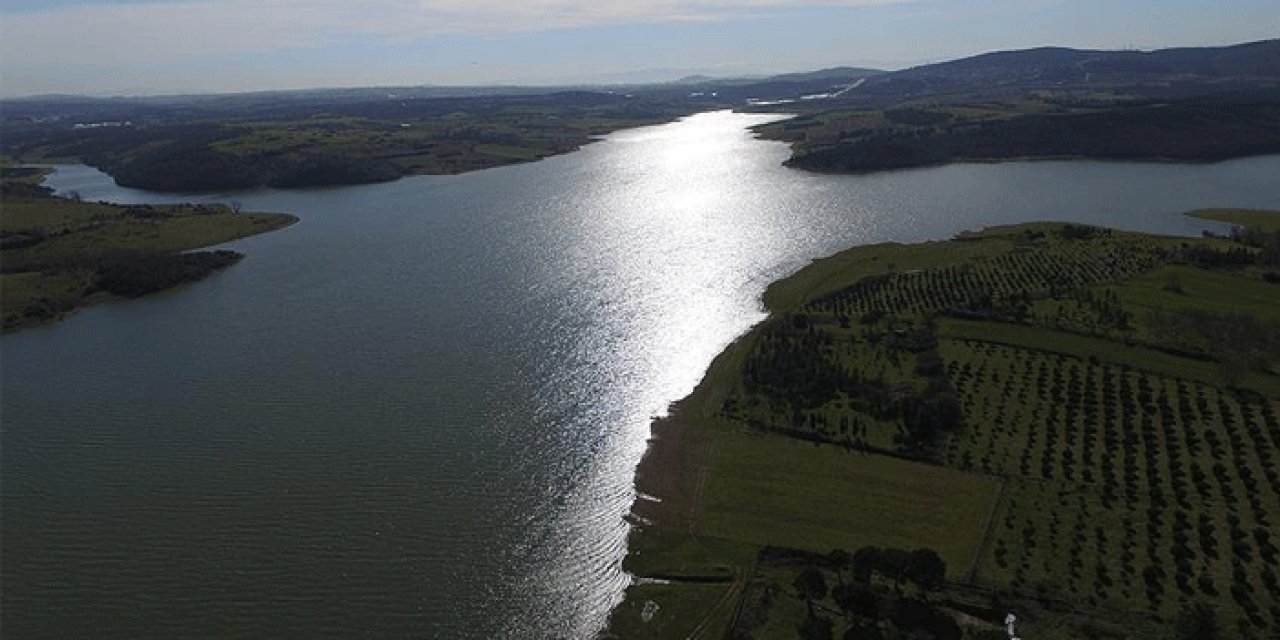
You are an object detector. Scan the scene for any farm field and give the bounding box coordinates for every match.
[612,212,1280,639]
[700,427,1000,571]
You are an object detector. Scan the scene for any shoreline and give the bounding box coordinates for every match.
[629,327,761,535]
[43,115,689,194]
[783,149,1280,177]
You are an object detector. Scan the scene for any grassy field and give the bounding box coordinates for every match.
[3,212,292,270]
[701,428,1000,571]
[1188,208,1280,233]
[611,214,1280,639]
[0,177,296,332]
[611,421,1000,640]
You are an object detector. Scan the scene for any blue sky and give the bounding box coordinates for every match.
[1,0,1276,97]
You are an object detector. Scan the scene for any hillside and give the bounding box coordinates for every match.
[772,94,1280,174]
[745,40,1280,176]
[845,39,1280,105]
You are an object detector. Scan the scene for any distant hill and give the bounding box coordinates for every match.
[759,40,1280,176]
[846,39,1280,103]
[784,95,1280,174]
[677,66,883,104]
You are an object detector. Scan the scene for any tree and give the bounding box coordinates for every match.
[907,548,946,594]
[794,567,829,617]
[879,548,913,593]
[828,548,851,586]
[832,583,881,622]
[851,546,882,584]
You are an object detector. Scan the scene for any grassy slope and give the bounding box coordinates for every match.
[610,215,1280,639]
[1,187,297,331]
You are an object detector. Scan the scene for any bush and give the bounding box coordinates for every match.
[95,251,242,298]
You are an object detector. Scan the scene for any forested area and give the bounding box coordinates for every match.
[786,98,1280,174]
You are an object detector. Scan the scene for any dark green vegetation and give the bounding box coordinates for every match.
[609,212,1280,639]
[752,39,1280,174]
[0,167,296,331]
[773,97,1280,174]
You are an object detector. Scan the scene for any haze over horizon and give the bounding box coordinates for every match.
[1,0,1277,98]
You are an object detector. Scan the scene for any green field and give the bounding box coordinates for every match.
[0,176,296,331]
[703,428,1000,572]
[612,213,1280,639]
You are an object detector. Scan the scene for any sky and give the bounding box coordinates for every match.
[1,0,1277,97]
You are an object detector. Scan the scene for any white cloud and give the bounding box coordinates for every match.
[1,0,921,65]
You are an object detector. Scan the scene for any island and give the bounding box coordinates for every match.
[606,211,1280,639]
[0,166,297,332]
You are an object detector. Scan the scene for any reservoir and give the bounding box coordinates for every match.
[3,111,1279,638]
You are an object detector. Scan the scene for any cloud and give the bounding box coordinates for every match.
[1,0,922,66]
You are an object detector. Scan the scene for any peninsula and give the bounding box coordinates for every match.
[608,211,1280,639]
[0,166,297,332]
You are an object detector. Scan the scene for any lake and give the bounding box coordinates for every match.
[3,111,1279,638]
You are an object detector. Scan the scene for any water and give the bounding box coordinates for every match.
[3,111,1278,638]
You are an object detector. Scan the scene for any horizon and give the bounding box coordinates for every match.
[2,0,1278,99]
[5,36,1275,102]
